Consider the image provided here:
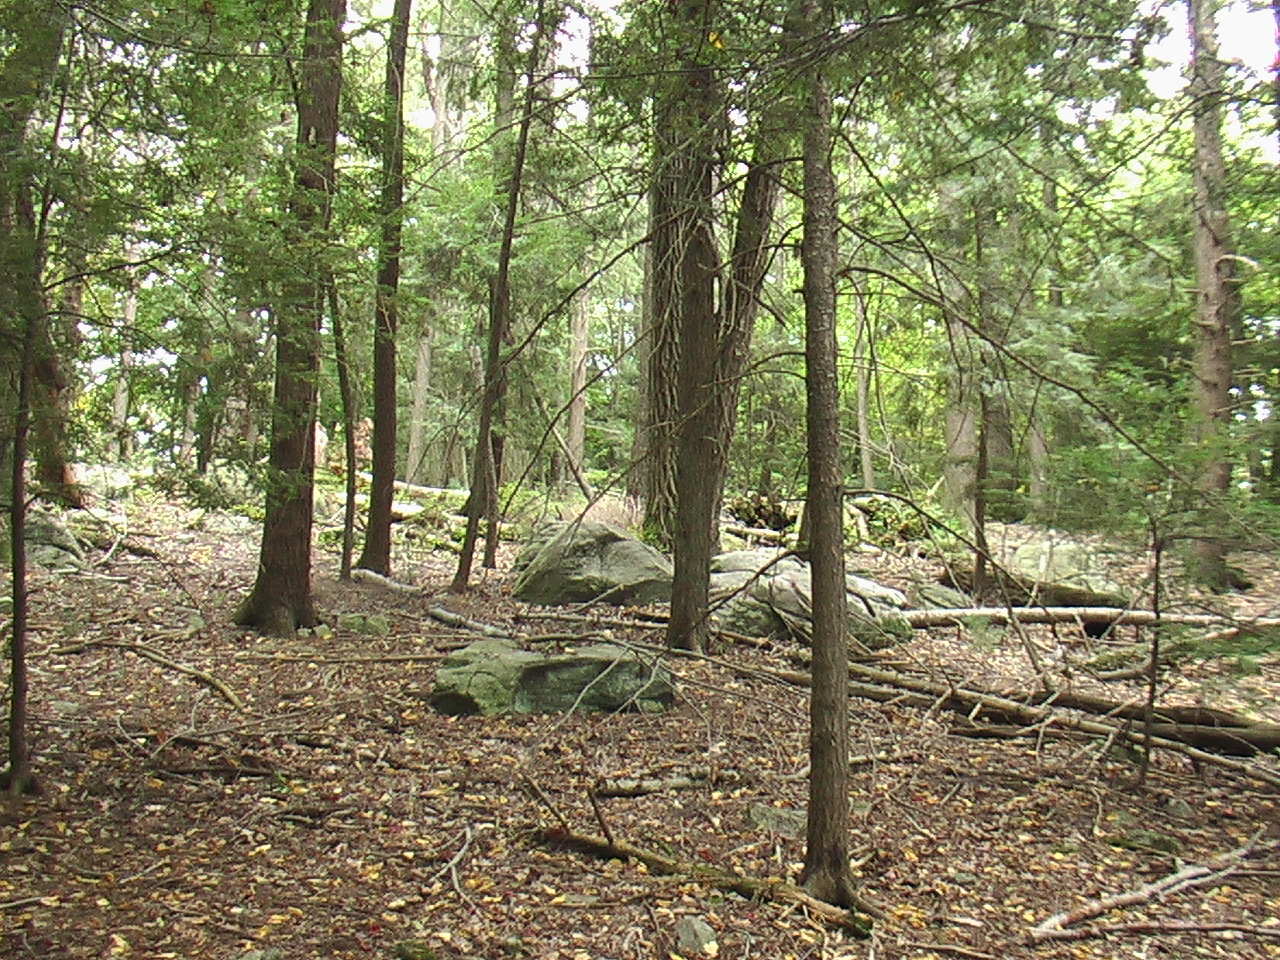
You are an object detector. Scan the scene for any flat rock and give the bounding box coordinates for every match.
[430,639,675,716]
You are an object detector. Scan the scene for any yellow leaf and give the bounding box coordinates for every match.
[708,31,725,50]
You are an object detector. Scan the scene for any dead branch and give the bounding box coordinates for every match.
[425,605,511,638]
[350,568,419,591]
[724,524,789,544]
[1030,920,1280,943]
[54,639,245,710]
[532,827,878,933]
[904,606,1280,630]
[1031,838,1280,941]
[902,942,998,959]
[236,652,450,664]
[753,659,1280,787]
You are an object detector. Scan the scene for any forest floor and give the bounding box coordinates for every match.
[3,495,1280,960]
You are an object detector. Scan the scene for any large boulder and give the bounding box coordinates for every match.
[512,521,672,605]
[1006,537,1129,607]
[710,548,911,649]
[430,639,675,716]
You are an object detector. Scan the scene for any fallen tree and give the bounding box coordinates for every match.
[902,606,1280,631]
[738,657,1280,787]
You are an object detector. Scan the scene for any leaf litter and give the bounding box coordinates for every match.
[1,499,1278,959]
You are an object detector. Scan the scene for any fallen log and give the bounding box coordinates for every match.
[903,606,1280,630]
[754,659,1280,787]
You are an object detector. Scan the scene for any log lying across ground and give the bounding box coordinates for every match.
[841,661,1280,778]
[751,658,1280,786]
[903,606,1280,631]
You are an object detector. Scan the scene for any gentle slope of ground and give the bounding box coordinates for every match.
[2,499,1278,959]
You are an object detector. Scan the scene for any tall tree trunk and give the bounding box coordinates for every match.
[405,331,433,484]
[357,0,412,576]
[236,0,345,636]
[112,264,139,461]
[0,1,70,795]
[329,280,358,580]
[565,290,589,491]
[852,286,876,490]
[797,0,856,908]
[640,140,682,547]
[664,0,723,653]
[452,2,547,590]
[1187,0,1243,590]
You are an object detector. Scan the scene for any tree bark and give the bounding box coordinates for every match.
[357,0,412,576]
[405,332,433,485]
[0,1,70,795]
[797,0,857,909]
[564,290,589,492]
[663,0,723,653]
[236,0,345,636]
[1187,0,1241,591]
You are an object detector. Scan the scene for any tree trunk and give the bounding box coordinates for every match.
[236,0,345,636]
[564,290,589,493]
[329,280,358,580]
[357,0,412,577]
[405,331,433,485]
[0,1,70,794]
[452,3,546,590]
[798,0,857,909]
[1187,0,1242,591]
[640,138,682,547]
[852,287,876,490]
[112,266,138,461]
[663,0,723,653]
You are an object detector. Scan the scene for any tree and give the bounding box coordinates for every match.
[797,0,856,909]
[1186,0,1246,591]
[1,0,71,797]
[658,0,724,652]
[357,0,413,577]
[236,0,346,637]
[452,1,549,591]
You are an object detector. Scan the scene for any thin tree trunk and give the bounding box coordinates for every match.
[357,0,412,576]
[112,266,138,461]
[798,0,856,908]
[329,280,358,580]
[853,289,876,490]
[452,3,547,590]
[405,332,432,484]
[565,290,589,493]
[236,0,345,635]
[1187,0,1242,590]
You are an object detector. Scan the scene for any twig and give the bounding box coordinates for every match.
[236,652,449,664]
[53,639,245,710]
[522,774,572,833]
[425,824,477,886]
[533,826,880,932]
[1031,836,1279,940]
[902,942,997,959]
[1032,920,1280,943]
[587,785,615,846]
